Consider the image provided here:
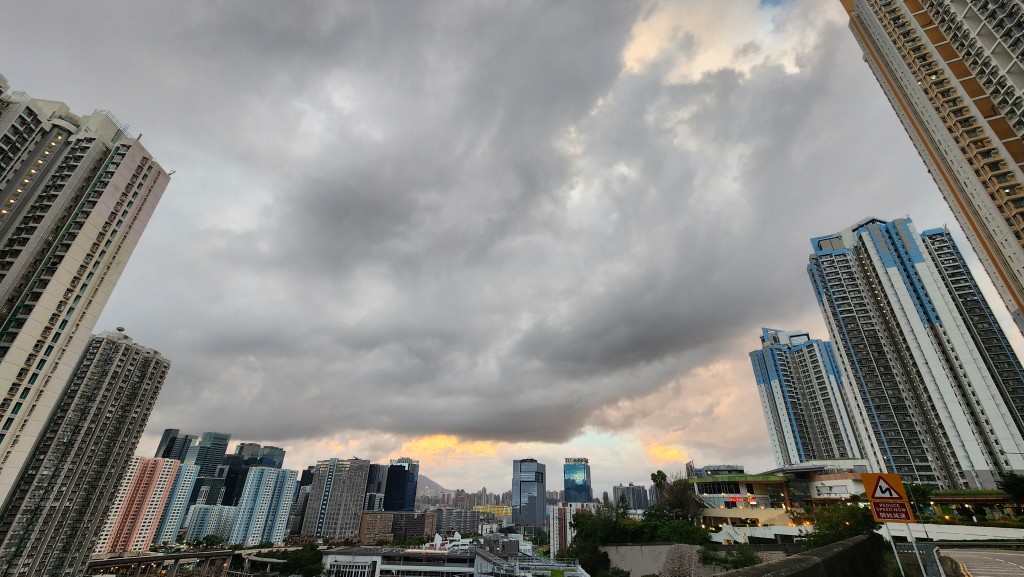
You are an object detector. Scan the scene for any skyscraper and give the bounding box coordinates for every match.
[749,328,861,467]
[563,458,593,504]
[0,77,170,506]
[611,484,649,510]
[228,466,297,547]
[94,457,180,554]
[0,329,171,576]
[383,457,419,512]
[838,0,1024,331]
[154,429,197,461]
[301,458,370,540]
[184,431,231,477]
[512,458,546,528]
[808,217,1024,488]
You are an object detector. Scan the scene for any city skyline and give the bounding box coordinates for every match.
[3,0,1023,494]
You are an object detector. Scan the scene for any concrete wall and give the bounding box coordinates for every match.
[601,543,786,577]
[716,534,883,577]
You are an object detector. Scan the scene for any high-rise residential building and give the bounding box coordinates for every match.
[301,458,371,540]
[154,429,197,461]
[228,467,297,547]
[838,0,1024,331]
[383,457,419,512]
[183,505,238,544]
[749,328,862,467]
[808,217,1024,488]
[154,463,200,546]
[612,484,649,510]
[0,77,170,507]
[0,329,170,576]
[512,458,546,528]
[94,457,180,554]
[563,458,593,504]
[184,431,231,477]
[548,502,597,554]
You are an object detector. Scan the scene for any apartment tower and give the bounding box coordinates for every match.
[153,463,200,546]
[0,329,171,576]
[94,456,180,554]
[838,0,1024,330]
[749,328,862,467]
[808,217,1024,489]
[228,466,297,546]
[0,76,169,506]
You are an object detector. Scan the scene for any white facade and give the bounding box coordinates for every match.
[0,85,170,506]
[154,463,200,545]
[549,502,596,554]
[842,0,1024,332]
[228,467,297,546]
[809,218,1024,488]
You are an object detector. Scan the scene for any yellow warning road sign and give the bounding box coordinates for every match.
[861,473,915,523]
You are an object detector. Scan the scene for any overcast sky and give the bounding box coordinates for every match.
[3,0,1019,496]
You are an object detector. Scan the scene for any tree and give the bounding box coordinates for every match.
[904,483,932,516]
[997,472,1024,504]
[646,474,701,523]
[800,504,879,550]
[200,534,226,548]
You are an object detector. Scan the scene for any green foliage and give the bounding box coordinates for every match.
[801,504,879,550]
[567,485,709,576]
[594,568,631,577]
[645,472,701,523]
[698,545,761,569]
[200,534,225,548]
[997,472,1024,504]
[905,483,932,513]
[262,543,324,577]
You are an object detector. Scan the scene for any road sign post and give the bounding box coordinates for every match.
[862,473,928,576]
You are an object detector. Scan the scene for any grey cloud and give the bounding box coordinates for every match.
[0,0,970,473]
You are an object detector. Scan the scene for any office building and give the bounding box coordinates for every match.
[154,463,200,546]
[838,0,1024,331]
[562,458,593,504]
[383,457,419,512]
[154,428,197,461]
[364,463,388,511]
[184,431,231,477]
[228,466,297,546]
[512,459,546,529]
[94,457,180,554]
[301,458,371,540]
[288,485,311,535]
[611,484,649,511]
[358,511,437,545]
[750,328,862,467]
[0,330,170,576]
[434,508,481,535]
[0,77,170,508]
[808,217,1024,488]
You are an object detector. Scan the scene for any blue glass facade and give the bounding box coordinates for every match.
[512,458,546,528]
[563,458,592,503]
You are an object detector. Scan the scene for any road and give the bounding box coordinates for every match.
[942,549,1024,577]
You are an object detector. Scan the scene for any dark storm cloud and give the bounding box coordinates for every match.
[0,0,960,460]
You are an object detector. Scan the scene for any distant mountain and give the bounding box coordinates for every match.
[417,474,452,496]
